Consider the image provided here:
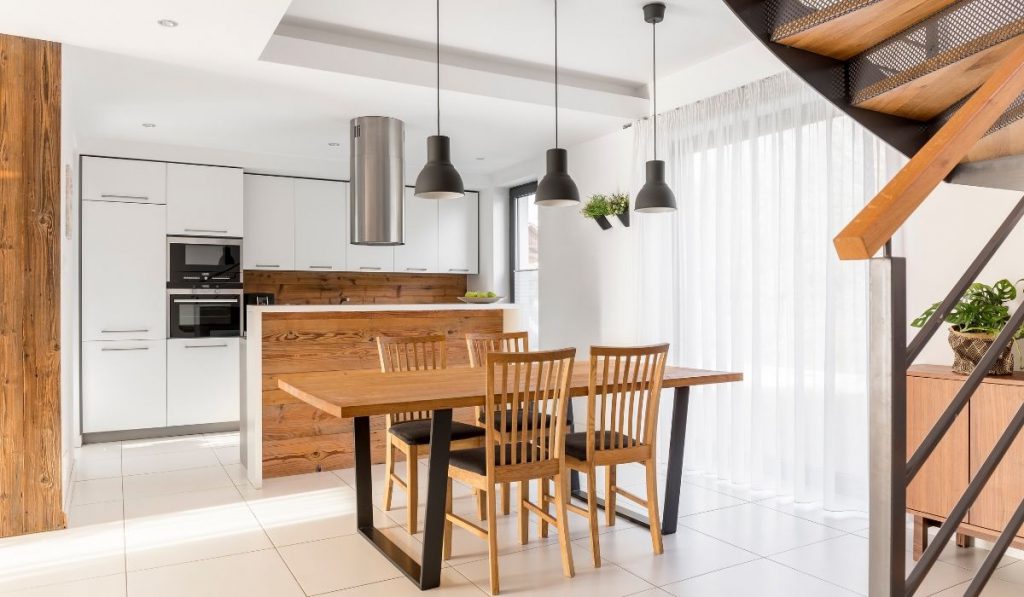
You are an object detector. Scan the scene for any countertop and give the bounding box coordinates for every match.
[247,302,516,314]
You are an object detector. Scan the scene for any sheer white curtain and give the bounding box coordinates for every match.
[633,72,904,510]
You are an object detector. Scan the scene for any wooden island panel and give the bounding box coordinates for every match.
[244,270,467,305]
[260,308,503,478]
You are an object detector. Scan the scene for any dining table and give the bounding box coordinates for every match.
[277,362,742,590]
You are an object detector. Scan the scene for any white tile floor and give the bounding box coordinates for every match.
[2,432,1023,596]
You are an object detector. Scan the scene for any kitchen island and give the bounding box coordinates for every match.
[242,303,519,488]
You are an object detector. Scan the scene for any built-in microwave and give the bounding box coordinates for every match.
[167,236,242,289]
[168,289,243,338]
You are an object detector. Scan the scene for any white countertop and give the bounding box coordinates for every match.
[248,302,516,314]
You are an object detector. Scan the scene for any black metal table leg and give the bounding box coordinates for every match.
[660,386,689,535]
[419,408,453,589]
[352,416,427,588]
[569,386,690,535]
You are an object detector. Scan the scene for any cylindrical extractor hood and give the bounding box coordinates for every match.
[350,116,405,246]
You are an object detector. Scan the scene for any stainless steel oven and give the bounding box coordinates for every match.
[167,236,242,289]
[168,290,243,338]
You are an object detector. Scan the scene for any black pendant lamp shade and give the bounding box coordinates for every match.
[536,148,580,206]
[415,0,465,200]
[535,0,580,207]
[415,135,464,199]
[636,2,677,213]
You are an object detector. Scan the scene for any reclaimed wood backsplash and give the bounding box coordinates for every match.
[243,270,468,305]
[260,309,503,478]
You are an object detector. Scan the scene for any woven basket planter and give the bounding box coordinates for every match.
[948,328,1015,375]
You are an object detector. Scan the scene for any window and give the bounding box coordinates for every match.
[510,182,539,344]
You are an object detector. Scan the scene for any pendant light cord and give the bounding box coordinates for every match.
[554,0,559,149]
[436,0,441,136]
[652,18,657,161]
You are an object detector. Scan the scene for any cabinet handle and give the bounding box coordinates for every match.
[309,265,333,269]
[185,228,229,234]
[102,346,150,352]
[172,298,239,304]
[185,344,228,349]
[101,328,150,333]
[405,268,428,272]
[449,268,470,272]
[255,264,280,268]
[100,194,148,201]
[359,266,382,270]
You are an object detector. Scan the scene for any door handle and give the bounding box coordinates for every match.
[255,264,280,268]
[309,265,333,269]
[101,328,150,333]
[185,344,228,349]
[185,228,228,234]
[100,194,149,201]
[172,299,239,304]
[359,266,382,270]
[405,268,428,272]
[101,346,150,352]
[449,268,470,272]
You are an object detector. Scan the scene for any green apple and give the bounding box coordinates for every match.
[486,291,497,298]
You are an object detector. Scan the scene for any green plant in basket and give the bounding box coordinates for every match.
[912,279,1024,375]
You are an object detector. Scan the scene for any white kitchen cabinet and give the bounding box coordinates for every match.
[294,179,347,271]
[167,338,240,426]
[167,163,243,237]
[82,340,167,433]
[346,244,395,273]
[243,174,294,270]
[82,201,167,341]
[395,187,439,273]
[438,191,479,274]
[82,156,167,204]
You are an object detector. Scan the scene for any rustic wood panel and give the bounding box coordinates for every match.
[906,374,970,521]
[261,309,502,478]
[244,270,467,305]
[0,34,63,538]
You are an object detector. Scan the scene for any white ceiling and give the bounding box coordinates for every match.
[1,0,752,181]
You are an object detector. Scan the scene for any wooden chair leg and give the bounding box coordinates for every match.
[382,441,395,511]
[501,482,511,515]
[486,481,500,595]
[444,477,454,560]
[518,481,528,545]
[605,465,617,526]
[644,459,664,555]
[553,470,576,579]
[585,467,601,567]
[407,445,419,534]
[539,477,550,538]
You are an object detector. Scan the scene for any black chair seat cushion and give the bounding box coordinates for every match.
[449,443,544,475]
[564,431,635,461]
[387,420,486,446]
[478,409,571,432]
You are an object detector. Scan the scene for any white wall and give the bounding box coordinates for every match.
[904,182,1024,366]
[61,52,82,510]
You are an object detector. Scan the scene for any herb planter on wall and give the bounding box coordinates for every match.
[582,193,631,231]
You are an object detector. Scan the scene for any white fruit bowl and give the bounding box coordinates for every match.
[457,296,503,304]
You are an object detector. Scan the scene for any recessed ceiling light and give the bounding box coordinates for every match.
[328,142,341,147]
[142,123,157,128]
[157,19,178,28]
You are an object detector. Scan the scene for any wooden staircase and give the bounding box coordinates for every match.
[724,1,1024,595]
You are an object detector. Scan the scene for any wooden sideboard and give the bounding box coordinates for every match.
[908,365,1024,557]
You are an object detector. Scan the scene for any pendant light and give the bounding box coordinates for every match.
[414,0,465,199]
[635,2,677,213]
[535,0,580,207]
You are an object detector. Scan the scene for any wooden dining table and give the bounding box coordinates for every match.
[277,363,742,590]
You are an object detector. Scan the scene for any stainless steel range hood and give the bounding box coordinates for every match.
[350,116,405,246]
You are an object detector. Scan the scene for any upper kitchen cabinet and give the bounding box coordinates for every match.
[438,191,479,274]
[243,174,295,270]
[294,178,347,271]
[167,163,243,237]
[395,187,439,273]
[82,201,167,341]
[82,156,167,204]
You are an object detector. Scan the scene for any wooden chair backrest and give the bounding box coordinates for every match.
[484,348,575,471]
[465,331,529,367]
[376,334,447,425]
[587,344,669,454]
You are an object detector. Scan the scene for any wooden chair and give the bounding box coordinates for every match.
[465,331,529,515]
[563,344,670,567]
[377,334,487,534]
[443,348,577,595]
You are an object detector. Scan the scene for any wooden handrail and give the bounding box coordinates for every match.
[833,42,1024,261]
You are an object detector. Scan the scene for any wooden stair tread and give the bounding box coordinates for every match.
[773,0,958,61]
[964,115,1024,162]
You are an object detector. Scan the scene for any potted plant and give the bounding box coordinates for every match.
[911,279,1024,375]
[580,193,631,230]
